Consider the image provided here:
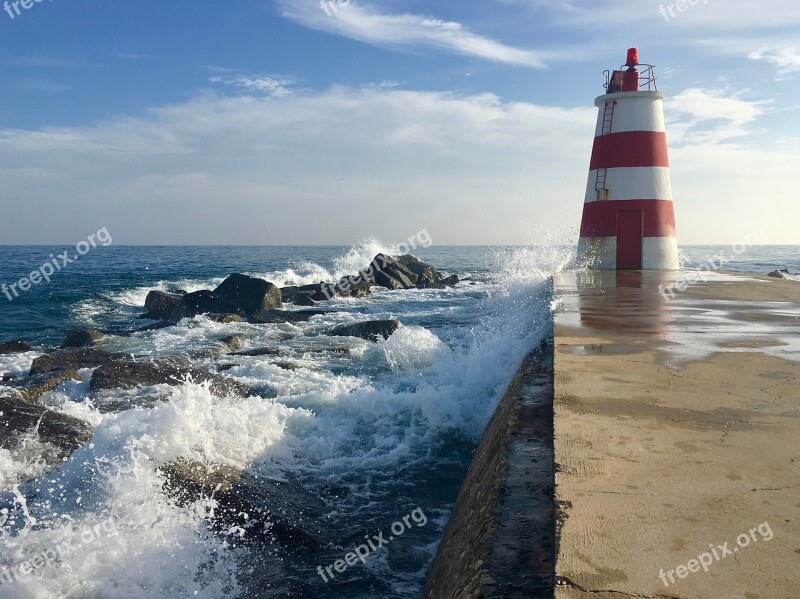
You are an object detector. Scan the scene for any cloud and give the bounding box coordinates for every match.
[278,0,550,68]
[500,0,800,29]
[748,46,800,77]
[0,86,593,244]
[210,75,297,97]
[0,83,796,245]
[665,88,769,143]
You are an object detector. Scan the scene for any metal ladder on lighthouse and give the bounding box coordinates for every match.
[594,100,616,199]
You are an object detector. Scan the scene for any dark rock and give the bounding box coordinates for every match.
[0,395,92,458]
[90,356,190,389]
[418,274,460,289]
[61,330,106,348]
[90,357,249,398]
[231,347,283,357]
[0,368,82,404]
[213,273,282,316]
[331,273,372,298]
[329,319,401,341]
[160,458,332,551]
[0,340,33,355]
[139,290,184,320]
[441,274,460,286]
[370,254,417,289]
[168,291,245,323]
[248,309,329,324]
[274,361,299,371]
[767,269,792,279]
[396,254,442,285]
[289,294,318,307]
[206,313,245,323]
[195,335,247,359]
[30,348,126,376]
[281,284,330,303]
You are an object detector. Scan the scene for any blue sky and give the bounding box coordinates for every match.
[0,0,798,245]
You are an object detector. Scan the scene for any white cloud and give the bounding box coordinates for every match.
[748,46,800,77]
[501,0,800,29]
[0,84,796,245]
[278,0,550,68]
[0,86,594,244]
[209,75,297,97]
[665,88,770,143]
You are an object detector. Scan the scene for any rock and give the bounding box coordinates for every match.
[160,458,333,551]
[206,313,245,323]
[329,319,401,341]
[30,348,126,376]
[767,269,792,279]
[0,396,92,459]
[195,335,247,359]
[231,347,283,357]
[281,284,330,303]
[248,309,329,324]
[370,254,417,289]
[219,335,245,352]
[213,274,282,316]
[441,274,460,286]
[0,368,82,404]
[0,340,33,355]
[274,361,299,371]
[90,356,250,398]
[396,254,442,285]
[168,291,245,323]
[140,290,184,320]
[331,273,372,299]
[418,274,460,289]
[289,294,318,307]
[61,330,106,348]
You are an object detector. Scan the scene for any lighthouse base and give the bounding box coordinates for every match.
[577,236,679,270]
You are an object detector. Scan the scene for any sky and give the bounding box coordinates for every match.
[0,0,798,246]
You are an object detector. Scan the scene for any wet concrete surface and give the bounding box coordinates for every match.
[553,270,800,598]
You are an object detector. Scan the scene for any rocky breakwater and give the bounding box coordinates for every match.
[0,253,458,552]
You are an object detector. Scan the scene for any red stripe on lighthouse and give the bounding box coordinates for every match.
[580,200,676,238]
[590,131,669,170]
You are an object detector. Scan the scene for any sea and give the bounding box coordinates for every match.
[0,243,797,599]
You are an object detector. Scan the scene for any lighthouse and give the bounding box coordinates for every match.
[577,48,679,270]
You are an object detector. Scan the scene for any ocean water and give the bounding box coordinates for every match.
[0,243,796,598]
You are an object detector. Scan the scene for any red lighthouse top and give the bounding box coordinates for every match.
[605,48,657,94]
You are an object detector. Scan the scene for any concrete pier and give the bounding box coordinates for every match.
[424,270,799,598]
[553,270,800,598]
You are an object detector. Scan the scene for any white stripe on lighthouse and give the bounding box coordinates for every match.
[594,92,666,136]
[584,167,673,203]
[643,237,679,270]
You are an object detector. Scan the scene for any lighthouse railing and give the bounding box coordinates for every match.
[603,65,658,93]
[637,65,658,92]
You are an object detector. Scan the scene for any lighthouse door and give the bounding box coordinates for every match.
[616,209,643,269]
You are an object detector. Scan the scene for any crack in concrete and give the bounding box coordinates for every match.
[556,576,685,598]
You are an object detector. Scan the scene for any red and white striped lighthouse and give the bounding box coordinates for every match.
[577,48,679,270]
